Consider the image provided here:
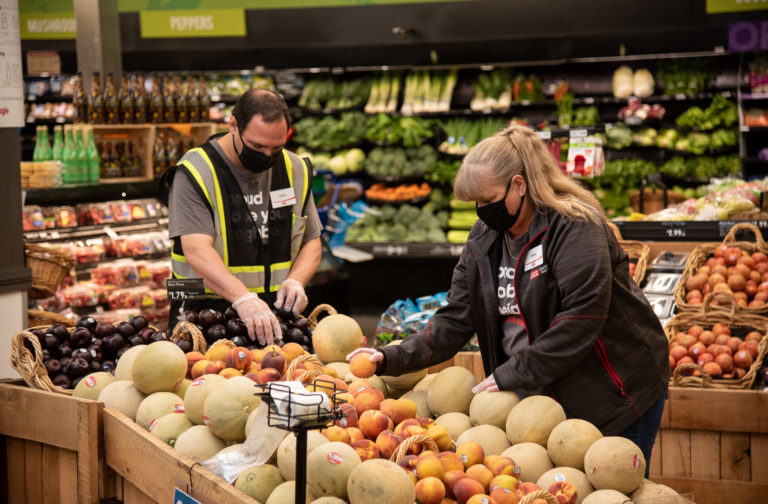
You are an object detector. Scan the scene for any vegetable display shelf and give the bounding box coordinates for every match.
[347,241,465,259]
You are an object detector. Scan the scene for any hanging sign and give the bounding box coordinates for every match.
[19,13,76,40]
[0,0,24,127]
[729,20,768,52]
[707,0,768,14]
[139,9,246,38]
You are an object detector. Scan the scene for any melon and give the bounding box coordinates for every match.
[113,345,146,381]
[325,362,351,381]
[310,498,347,504]
[266,481,315,504]
[434,412,472,441]
[234,464,285,504]
[547,419,603,471]
[173,425,226,461]
[277,430,328,480]
[505,395,565,446]
[469,390,520,429]
[202,376,260,441]
[347,458,415,504]
[366,374,388,398]
[148,412,193,447]
[380,340,427,391]
[501,443,554,483]
[582,489,631,504]
[413,373,437,392]
[131,341,188,394]
[427,366,477,416]
[307,442,361,499]
[98,380,146,421]
[401,390,431,418]
[136,392,186,430]
[456,424,511,456]
[312,313,363,364]
[173,378,192,399]
[630,479,678,500]
[184,374,226,424]
[537,467,594,504]
[584,437,645,494]
[216,443,243,456]
[73,372,115,401]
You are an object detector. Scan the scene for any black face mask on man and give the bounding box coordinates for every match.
[233,133,282,174]
[475,181,526,232]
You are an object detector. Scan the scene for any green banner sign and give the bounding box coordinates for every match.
[19,12,76,40]
[139,8,246,37]
[707,0,768,14]
[122,0,472,12]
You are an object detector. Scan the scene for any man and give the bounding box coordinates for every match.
[165,89,322,345]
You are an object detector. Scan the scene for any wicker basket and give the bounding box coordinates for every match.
[674,222,768,314]
[285,353,325,382]
[607,221,650,285]
[519,491,558,504]
[171,319,207,353]
[307,303,338,330]
[11,327,74,395]
[26,243,75,299]
[389,434,439,463]
[27,309,75,328]
[665,291,768,389]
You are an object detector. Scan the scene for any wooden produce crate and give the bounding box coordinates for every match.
[103,408,252,504]
[428,351,485,383]
[649,387,768,504]
[0,381,113,504]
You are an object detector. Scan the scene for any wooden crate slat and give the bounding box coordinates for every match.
[123,480,155,504]
[23,440,43,504]
[667,387,768,433]
[99,453,117,500]
[649,430,662,478]
[6,438,26,504]
[426,358,453,374]
[720,432,751,482]
[41,444,61,504]
[58,449,79,504]
[660,397,671,429]
[0,385,80,450]
[77,400,101,504]
[751,434,768,483]
[653,476,768,504]
[115,474,124,501]
[690,430,720,479]
[660,429,691,477]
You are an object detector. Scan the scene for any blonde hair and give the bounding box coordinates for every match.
[453,125,603,225]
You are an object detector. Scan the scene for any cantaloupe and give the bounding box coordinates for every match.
[73,372,115,401]
[98,380,146,421]
[469,390,520,429]
[325,362,351,381]
[501,443,554,483]
[427,366,477,416]
[456,425,511,456]
[505,395,565,446]
[310,497,347,504]
[131,341,188,394]
[173,425,226,461]
[379,340,427,392]
[547,419,603,471]
[307,442,361,499]
[582,489,630,504]
[114,345,146,381]
[266,481,315,504]
[234,464,285,503]
[347,458,415,504]
[366,374,388,398]
[537,467,594,504]
[434,412,472,442]
[401,390,431,418]
[184,374,226,425]
[202,376,260,442]
[584,437,645,494]
[277,430,328,480]
[173,378,192,399]
[413,373,437,392]
[630,479,678,500]
[149,412,193,447]
[136,392,186,430]
[216,443,243,456]
[312,313,363,364]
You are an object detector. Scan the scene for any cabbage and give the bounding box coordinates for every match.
[633,69,655,98]
[613,66,634,98]
[344,148,366,172]
[328,155,348,175]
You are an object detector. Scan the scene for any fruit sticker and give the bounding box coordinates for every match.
[480,498,490,504]
[85,376,97,387]
[191,378,205,387]
[173,404,185,414]
[513,465,521,474]
[460,454,469,463]
[555,473,566,482]
[633,454,641,469]
[339,418,348,428]
[203,416,211,426]
[149,418,159,432]
[327,452,343,465]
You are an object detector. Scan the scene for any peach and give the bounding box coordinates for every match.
[403,424,427,439]
[375,429,403,459]
[749,300,766,308]
[669,355,675,370]
[416,453,445,480]
[225,347,251,371]
[735,368,747,379]
[353,391,382,415]
[686,290,703,303]
[348,379,384,400]
[739,340,759,358]
[333,378,348,392]
[185,352,205,377]
[724,247,743,266]
[418,416,434,428]
[490,487,518,504]
[669,346,688,362]
[260,350,286,374]
[335,403,359,428]
[687,325,705,338]
[714,244,728,258]
[456,441,485,470]
[351,439,380,461]
[679,334,697,349]
[415,477,447,504]
[280,342,304,363]
[483,456,519,477]
[548,481,578,504]
[734,350,754,369]
[218,367,242,378]
[726,337,742,354]
[753,252,768,264]
[715,334,730,346]
[244,372,261,383]
[322,425,351,444]
[715,354,734,373]
[466,495,497,504]
[202,360,225,376]
[380,398,395,417]
[747,280,760,297]
[515,482,542,500]
[466,464,494,492]
[698,330,715,346]
[359,409,390,439]
[688,342,707,360]
[245,361,260,374]
[439,451,465,473]
[255,367,281,383]
[390,397,418,424]
[399,454,419,470]
[444,470,467,499]
[428,424,455,452]
[490,475,519,493]
[205,345,229,362]
[712,323,731,336]
[454,478,486,504]
[746,331,763,342]
[249,348,265,364]
[349,352,378,378]
[750,270,763,284]
[346,427,365,443]
[190,359,212,379]
[697,353,715,367]
[395,418,422,436]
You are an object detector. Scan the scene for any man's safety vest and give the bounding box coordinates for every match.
[170,138,312,299]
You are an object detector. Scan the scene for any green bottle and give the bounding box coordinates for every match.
[66,127,83,184]
[61,126,73,184]
[40,127,52,160]
[51,125,64,161]
[85,127,100,183]
[32,126,43,162]
[76,129,88,184]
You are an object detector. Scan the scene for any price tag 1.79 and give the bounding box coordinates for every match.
[166,278,205,302]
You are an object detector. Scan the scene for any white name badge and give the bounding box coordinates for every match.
[524,244,544,271]
[270,188,297,209]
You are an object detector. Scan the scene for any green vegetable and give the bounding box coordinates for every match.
[293,112,366,151]
[346,204,447,243]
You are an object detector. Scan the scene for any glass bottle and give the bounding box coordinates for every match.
[120,76,134,124]
[199,77,211,121]
[51,125,64,161]
[60,126,73,184]
[188,76,200,123]
[104,73,119,124]
[163,77,176,123]
[153,134,167,177]
[66,126,82,184]
[100,141,113,178]
[32,126,43,162]
[149,77,163,124]
[73,73,87,124]
[76,128,88,183]
[35,126,52,161]
[134,75,148,124]
[87,73,105,124]
[85,126,100,183]
[176,76,189,123]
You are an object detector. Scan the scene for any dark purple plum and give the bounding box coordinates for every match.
[52,374,71,389]
[45,359,63,377]
[76,316,98,333]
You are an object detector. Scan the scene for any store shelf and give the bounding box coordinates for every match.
[25,117,73,125]
[24,217,169,243]
[614,219,768,241]
[23,179,158,206]
[741,93,768,101]
[73,250,170,276]
[26,94,73,103]
[346,242,465,258]
[741,126,768,133]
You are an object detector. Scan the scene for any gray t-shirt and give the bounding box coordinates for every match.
[168,140,321,247]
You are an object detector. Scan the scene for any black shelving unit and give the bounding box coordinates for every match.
[24,217,168,244]
[24,180,159,206]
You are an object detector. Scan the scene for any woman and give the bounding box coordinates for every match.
[348,125,669,472]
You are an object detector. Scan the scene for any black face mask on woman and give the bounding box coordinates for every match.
[475,181,526,232]
[233,133,282,174]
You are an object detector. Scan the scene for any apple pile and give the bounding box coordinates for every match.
[669,323,762,378]
[683,246,768,307]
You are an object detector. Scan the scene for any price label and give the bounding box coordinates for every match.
[536,131,552,140]
[173,488,201,504]
[27,117,34,123]
[50,231,60,239]
[674,93,687,100]
[166,278,205,301]
[665,227,687,238]
[210,94,221,102]
[27,95,36,101]
[569,129,588,138]
[521,100,531,106]
[449,245,465,256]
[583,97,595,104]
[56,117,65,123]
[624,117,643,126]
[103,226,119,240]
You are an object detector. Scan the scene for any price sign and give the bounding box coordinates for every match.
[664,225,687,239]
[536,131,552,140]
[569,129,588,138]
[674,93,687,100]
[583,97,595,104]
[166,278,205,301]
[55,117,65,123]
[173,488,201,504]
[449,245,465,256]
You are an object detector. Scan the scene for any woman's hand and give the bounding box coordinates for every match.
[472,374,499,393]
[345,347,383,364]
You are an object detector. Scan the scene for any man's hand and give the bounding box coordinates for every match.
[232,292,281,345]
[275,278,308,316]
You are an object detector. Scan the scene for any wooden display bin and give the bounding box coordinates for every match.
[428,350,484,383]
[103,408,252,504]
[0,381,113,504]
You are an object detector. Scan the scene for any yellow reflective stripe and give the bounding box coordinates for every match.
[172,271,215,294]
[180,160,212,208]
[229,265,265,273]
[249,286,266,293]
[269,284,280,293]
[270,261,292,272]
[190,147,229,267]
[171,251,187,263]
[298,156,309,209]
[283,150,293,189]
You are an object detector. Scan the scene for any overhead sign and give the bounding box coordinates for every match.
[0,0,24,128]
[119,0,472,10]
[729,20,768,52]
[19,12,75,40]
[139,8,246,38]
[707,0,768,14]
